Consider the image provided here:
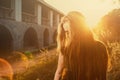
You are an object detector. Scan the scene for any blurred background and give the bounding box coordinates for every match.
[0,0,120,80]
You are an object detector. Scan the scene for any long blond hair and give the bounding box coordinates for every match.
[57,11,108,80]
[57,11,94,54]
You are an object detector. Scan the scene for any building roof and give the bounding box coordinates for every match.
[37,0,64,15]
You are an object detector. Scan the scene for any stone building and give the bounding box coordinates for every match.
[0,0,64,52]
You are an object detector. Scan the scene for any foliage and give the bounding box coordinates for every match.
[13,49,58,80]
[93,9,120,80]
[94,8,120,44]
[24,51,33,59]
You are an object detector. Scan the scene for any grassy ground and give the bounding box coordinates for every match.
[3,42,120,80]
[12,48,58,80]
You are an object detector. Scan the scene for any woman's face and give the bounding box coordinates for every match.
[62,18,71,39]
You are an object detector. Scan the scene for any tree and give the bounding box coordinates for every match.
[94,9,120,44]
[93,9,120,55]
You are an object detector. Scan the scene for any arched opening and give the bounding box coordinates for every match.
[0,24,13,56]
[24,28,38,50]
[43,29,49,47]
[53,30,57,43]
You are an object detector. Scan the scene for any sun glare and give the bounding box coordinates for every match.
[83,0,117,28]
[45,0,119,29]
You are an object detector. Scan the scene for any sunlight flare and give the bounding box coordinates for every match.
[0,58,13,80]
[45,0,120,29]
[78,0,119,28]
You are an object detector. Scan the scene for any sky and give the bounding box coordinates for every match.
[44,0,120,27]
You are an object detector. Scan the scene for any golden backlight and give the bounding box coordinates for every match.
[84,0,118,28]
[45,0,119,29]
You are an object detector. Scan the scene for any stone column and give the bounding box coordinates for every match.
[57,14,60,26]
[11,0,15,19]
[38,5,42,25]
[50,10,53,27]
[15,0,22,21]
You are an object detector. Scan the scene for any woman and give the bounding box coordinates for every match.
[54,11,108,80]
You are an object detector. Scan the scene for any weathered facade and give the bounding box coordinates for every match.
[0,0,64,52]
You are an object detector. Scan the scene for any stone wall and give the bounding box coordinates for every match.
[0,19,57,52]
